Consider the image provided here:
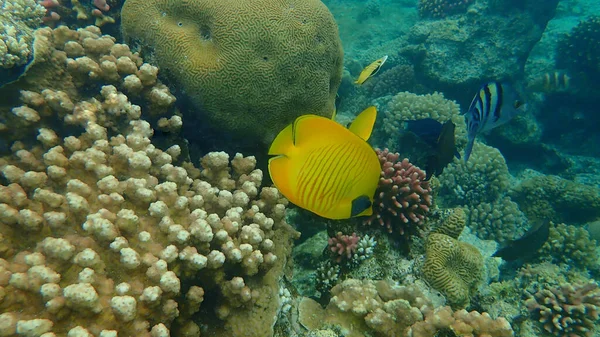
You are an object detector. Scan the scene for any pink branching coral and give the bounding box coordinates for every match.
[365,149,432,238]
[525,282,600,337]
[328,232,360,262]
[418,0,474,18]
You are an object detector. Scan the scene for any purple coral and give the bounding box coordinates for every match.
[364,149,432,236]
[328,232,360,263]
[525,282,600,337]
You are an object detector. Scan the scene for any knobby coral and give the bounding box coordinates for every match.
[526,282,600,337]
[328,232,360,263]
[407,306,514,337]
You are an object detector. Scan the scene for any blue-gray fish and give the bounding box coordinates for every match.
[463,82,524,161]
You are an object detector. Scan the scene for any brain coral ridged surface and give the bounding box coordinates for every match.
[121,0,343,145]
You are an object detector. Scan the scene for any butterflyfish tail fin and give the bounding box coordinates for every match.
[348,106,377,141]
[268,123,294,156]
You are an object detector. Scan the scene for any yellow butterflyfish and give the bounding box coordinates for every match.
[354,55,388,85]
[268,106,381,220]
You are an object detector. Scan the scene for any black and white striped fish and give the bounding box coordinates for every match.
[463,82,524,161]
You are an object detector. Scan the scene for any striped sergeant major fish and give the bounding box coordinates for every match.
[463,82,524,161]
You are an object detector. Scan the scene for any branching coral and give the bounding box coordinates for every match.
[526,282,600,337]
[364,149,432,248]
[328,232,360,263]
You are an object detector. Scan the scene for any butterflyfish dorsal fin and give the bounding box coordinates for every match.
[348,106,377,141]
[293,114,348,147]
[268,123,294,156]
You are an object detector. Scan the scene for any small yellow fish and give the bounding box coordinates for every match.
[268,106,381,219]
[528,71,571,93]
[354,55,388,85]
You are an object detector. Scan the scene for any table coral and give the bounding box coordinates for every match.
[421,233,483,308]
[364,149,432,250]
[121,0,343,145]
[525,282,600,337]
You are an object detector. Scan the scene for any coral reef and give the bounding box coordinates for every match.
[1,25,177,144]
[364,149,432,249]
[382,91,465,150]
[421,233,483,308]
[510,174,600,223]
[417,0,474,18]
[438,142,510,206]
[328,232,360,263]
[0,0,46,81]
[121,0,343,145]
[467,197,528,243]
[537,222,598,271]
[432,207,466,239]
[407,306,514,337]
[0,26,298,337]
[525,282,600,337]
[557,15,600,82]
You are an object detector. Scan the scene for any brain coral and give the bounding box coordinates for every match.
[121,0,343,145]
[421,233,483,308]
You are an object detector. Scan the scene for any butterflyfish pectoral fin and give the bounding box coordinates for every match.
[351,195,373,217]
[348,106,377,141]
[268,123,294,156]
[268,155,296,204]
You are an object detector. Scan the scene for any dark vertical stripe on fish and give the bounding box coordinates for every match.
[493,82,503,123]
[483,85,492,126]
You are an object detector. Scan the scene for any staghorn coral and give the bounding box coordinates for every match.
[417,0,475,18]
[407,305,514,337]
[364,149,432,249]
[432,207,466,239]
[0,0,46,72]
[510,174,600,224]
[421,233,483,308]
[536,222,598,271]
[121,0,343,145]
[467,197,528,244]
[438,142,510,206]
[525,282,600,337]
